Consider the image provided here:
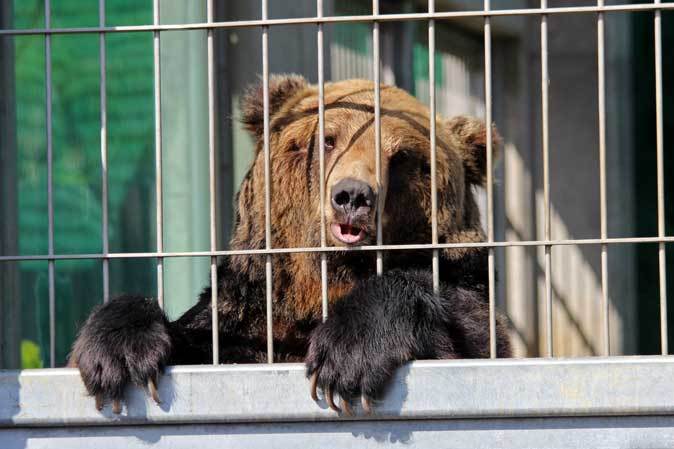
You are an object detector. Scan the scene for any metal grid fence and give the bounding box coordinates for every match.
[0,1,671,369]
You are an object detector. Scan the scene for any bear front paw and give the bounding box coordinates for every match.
[305,320,403,416]
[68,295,171,413]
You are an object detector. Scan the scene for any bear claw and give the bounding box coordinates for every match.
[361,395,373,415]
[309,372,375,416]
[325,386,341,413]
[341,397,354,416]
[310,372,319,402]
[91,378,161,413]
[148,378,161,405]
[95,394,104,412]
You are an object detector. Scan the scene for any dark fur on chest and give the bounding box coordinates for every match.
[183,248,493,364]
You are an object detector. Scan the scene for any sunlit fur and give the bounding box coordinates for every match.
[69,75,510,411]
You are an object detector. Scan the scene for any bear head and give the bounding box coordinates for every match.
[230,74,499,317]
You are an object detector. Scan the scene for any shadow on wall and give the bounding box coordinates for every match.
[0,365,412,448]
[0,370,23,449]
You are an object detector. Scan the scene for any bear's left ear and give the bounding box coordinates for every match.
[445,116,501,186]
[240,74,308,139]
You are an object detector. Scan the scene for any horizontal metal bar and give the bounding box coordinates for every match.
[1,236,673,262]
[2,3,674,36]
[4,356,674,428]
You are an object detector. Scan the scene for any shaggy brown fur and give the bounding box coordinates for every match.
[69,74,510,413]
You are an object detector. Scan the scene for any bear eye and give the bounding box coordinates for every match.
[323,136,336,152]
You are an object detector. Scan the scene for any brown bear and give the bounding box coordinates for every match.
[68,75,511,415]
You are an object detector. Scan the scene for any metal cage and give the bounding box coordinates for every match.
[0,1,672,447]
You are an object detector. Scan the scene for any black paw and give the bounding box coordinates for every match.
[305,317,404,416]
[68,295,171,413]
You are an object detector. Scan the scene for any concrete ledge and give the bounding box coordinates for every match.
[2,355,674,427]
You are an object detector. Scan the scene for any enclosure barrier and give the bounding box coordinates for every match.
[5,358,674,447]
[0,0,671,447]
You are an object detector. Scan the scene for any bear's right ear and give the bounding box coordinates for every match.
[445,115,501,186]
[240,74,308,139]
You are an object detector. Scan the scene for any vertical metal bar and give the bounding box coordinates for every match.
[317,0,329,322]
[429,0,439,293]
[45,0,56,368]
[99,0,110,304]
[541,0,553,357]
[655,0,668,355]
[373,0,383,277]
[207,0,219,365]
[597,0,610,356]
[262,0,274,363]
[484,0,496,359]
[153,0,164,309]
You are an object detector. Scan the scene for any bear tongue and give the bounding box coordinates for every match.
[331,223,365,244]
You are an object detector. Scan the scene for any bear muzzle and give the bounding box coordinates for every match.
[329,178,377,245]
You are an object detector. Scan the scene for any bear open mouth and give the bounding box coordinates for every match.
[331,223,367,245]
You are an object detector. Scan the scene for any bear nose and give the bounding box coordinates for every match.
[331,178,376,215]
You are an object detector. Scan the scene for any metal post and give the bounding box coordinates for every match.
[484,0,496,359]
[262,0,274,363]
[654,0,668,355]
[153,0,164,309]
[373,0,383,277]
[541,0,553,357]
[45,0,56,368]
[99,0,110,304]
[429,0,439,294]
[317,0,329,322]
[597,0,610,356]
[207,0,219,365]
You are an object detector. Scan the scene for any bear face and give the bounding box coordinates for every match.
[233,74,498,318]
